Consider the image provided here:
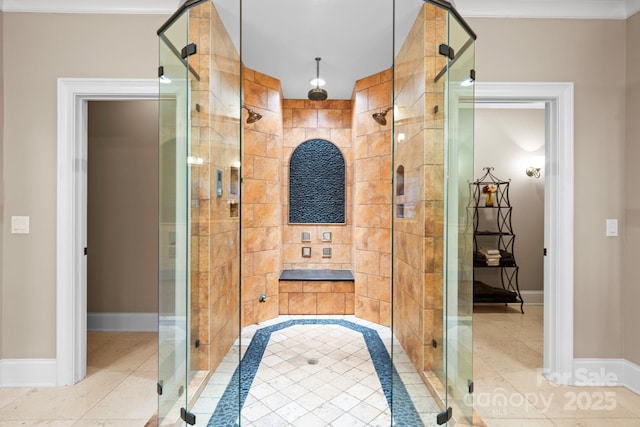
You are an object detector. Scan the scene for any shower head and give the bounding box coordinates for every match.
[308,57,328,101]
[242,105,262,124]
[372,107,392,126]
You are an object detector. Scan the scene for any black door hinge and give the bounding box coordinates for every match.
[468,379,474,394]
[181,407,196,425]
[195,339,200,348]
[438,43,455,59]
[157,381,163,396]
[437,407,452,425]
[544,247,548,256]
[181,43,197,59]
[432,339,438,348]
[84,247,88,256]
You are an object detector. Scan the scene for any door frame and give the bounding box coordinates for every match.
[474,81,575,384]
[56,78,158,385]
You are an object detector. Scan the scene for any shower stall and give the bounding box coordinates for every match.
[158,0,475,425]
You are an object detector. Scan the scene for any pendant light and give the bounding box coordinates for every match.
[308,57,328,101]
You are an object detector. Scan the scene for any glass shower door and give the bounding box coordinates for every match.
[158,1,242,425]
[443,11,476,425]
[158,11,190,425]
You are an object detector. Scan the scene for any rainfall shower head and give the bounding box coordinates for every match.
[308,57,328,101]
[372,107,392,126]
[242,105,262,124]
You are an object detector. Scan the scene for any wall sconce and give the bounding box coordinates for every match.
[526,167,541,178]
[525,155,544,178]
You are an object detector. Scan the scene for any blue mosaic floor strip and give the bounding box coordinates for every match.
[207,319,423,426]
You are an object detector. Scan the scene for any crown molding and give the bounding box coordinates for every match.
[1,0,638,19]
[456,0,638,20]
[1,0,179,14]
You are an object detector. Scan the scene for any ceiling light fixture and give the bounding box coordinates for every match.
[308,57,328,101]
[310,77,326,87]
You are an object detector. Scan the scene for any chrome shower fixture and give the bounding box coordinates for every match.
[308,57,328,101]
[372,107,392,126]
[242,105,262,124]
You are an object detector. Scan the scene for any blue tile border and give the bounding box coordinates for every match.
[207,319,424,426]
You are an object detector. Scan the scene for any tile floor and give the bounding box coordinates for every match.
[2,307,640,426]
[473,305,640,426]
[191,316,439,426]
[0,331,157,426]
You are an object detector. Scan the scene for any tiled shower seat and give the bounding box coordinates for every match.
[278,269,355,315]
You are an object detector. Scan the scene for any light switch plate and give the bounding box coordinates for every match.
[606,219,618,237]
[11,216,30,234]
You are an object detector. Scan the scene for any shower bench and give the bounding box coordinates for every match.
[278,269,355,315]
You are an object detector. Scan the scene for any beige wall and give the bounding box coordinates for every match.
[475,108,545,292]
[624,11,640,366]
[87,100,158,313]
[0,11,4,359]
[2,13,166,359]
[469,17,626,358]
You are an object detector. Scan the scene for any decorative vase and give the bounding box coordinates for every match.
[485,192,494,207]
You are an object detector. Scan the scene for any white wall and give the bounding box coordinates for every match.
[474,108,545,292]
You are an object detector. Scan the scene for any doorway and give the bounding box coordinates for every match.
[85,100,159,398]
[475,82,575,383]
[86,100,159,331]
[56,78,159,386]
[474,104,546,305]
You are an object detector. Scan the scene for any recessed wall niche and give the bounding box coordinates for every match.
[289,139,346,224]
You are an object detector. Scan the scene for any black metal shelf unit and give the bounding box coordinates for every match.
[472,167,524,313]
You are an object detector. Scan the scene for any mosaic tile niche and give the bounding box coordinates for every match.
[289,139,346,224]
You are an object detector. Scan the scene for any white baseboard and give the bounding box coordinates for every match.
[0,359,57,387]
[87,312,158,332]
[572,358,640,393]
[521,290,544,305]
[622,359,640,395]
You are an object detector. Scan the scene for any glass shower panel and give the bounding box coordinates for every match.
[393,1,475,425]
[158,1,242,424]
[185,0,242,425]
[443,11,475,425]
[392,1,452,425]
[158,10,190,425]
